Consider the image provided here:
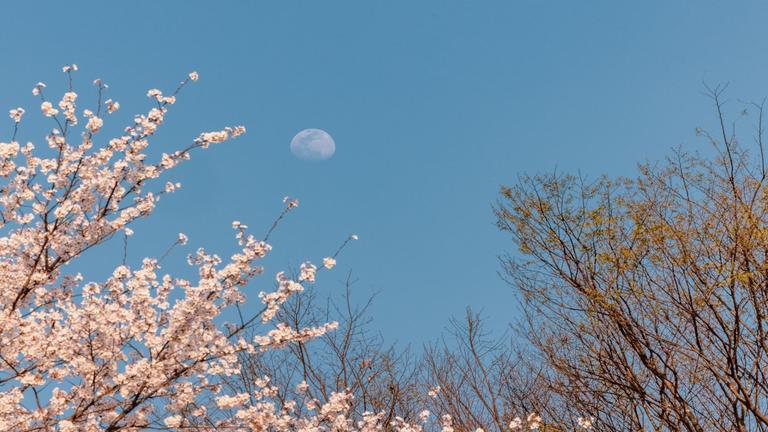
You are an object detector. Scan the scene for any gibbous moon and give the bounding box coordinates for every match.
[290,129,336,160]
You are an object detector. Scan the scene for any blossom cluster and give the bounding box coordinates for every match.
[0,66,359,430]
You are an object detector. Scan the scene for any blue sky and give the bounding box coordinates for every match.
[3,1,768,345]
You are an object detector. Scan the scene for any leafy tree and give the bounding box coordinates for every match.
[496,87,768,431]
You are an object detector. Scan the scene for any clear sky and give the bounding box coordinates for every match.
[2,1,768,345]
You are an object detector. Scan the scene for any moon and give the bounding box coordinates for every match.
[290,129,336,160]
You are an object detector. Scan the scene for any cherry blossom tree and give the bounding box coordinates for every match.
[0,65,398,431]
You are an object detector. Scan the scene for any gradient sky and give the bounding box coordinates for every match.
[2,1,768,345]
